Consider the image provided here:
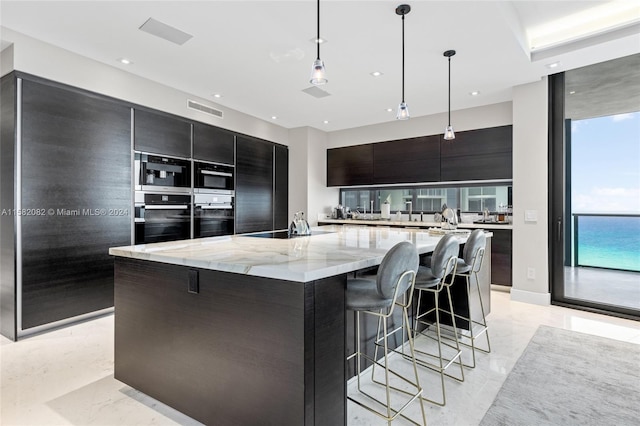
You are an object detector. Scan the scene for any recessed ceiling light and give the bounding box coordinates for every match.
[118,58,133,65]
[386,108,393,112]
[546,62,560,69]
[323,120,329,124]
[310,37,327,44]
[470,91,480,96]
[271,116,277,120]
[212,93,222,99]
[370,71,383,77]
[569,91,576,95]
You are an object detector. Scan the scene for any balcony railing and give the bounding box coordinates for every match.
[571,213,640,272]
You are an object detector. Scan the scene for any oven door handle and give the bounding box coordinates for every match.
[200,170,233,177]
[144,205,190,210]
[200,205,233,210]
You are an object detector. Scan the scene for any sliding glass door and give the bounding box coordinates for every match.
[549,54,640,318]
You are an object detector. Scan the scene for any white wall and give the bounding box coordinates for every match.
[287,127,339,226]
[329,102,513,148]
[511,77,551,305]
[1,27,288,145]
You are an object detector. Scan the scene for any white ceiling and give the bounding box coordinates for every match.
[1,1,639,131]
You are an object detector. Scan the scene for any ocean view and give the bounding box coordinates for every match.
[576,216,640,272]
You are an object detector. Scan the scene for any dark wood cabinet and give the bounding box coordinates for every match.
[236,136,274,233]
[193,123,235,164]
[327,144,373,186]
[373,135,440,184]
[134,108,191,158]
[327,125,512,186]
[440,125,512,181]
[274,144,289,230]
[490,229,513,286]
[19,77,132,330]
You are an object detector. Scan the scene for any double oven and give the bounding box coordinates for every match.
[134,153,235,244]
[193,161,235,238]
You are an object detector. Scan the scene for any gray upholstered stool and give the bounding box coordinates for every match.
[346,241,426,426]
[410,234,464,406]
[452,229,491,368]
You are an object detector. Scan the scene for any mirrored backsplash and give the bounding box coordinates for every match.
[339,183,512,216]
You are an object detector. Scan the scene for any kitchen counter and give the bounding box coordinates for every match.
[109,225,492,426]
[109,225,483,282]
[318,217,512,230]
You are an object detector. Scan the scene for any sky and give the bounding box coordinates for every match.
[571,111,640,213]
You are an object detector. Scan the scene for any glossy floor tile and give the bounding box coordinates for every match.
[1,290,639,426]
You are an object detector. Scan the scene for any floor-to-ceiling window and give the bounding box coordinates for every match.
[550,54,640,318]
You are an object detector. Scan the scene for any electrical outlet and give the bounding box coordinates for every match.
[527,267,536,280]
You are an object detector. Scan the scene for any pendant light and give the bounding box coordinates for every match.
[396,4,411,120]
[310,0,327,85]
[443,49,456,140]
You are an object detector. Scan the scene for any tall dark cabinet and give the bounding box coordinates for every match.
[235,136,274,234]
[0,73,131,339]
[274,144,289,230]
[235,136,288,234]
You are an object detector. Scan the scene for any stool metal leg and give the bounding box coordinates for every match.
[347,271,427,425]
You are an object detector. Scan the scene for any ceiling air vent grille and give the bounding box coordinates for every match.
[187,100,223,119]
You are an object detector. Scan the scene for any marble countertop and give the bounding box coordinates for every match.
[109,225,485,283]
[318,218,513,230]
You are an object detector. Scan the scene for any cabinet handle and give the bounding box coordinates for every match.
[556,217,562,242]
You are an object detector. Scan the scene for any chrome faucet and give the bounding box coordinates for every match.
[406,201,412,221]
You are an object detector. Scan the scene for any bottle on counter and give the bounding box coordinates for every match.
[420,212,424,222]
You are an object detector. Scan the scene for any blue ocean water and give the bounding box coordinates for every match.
[576,216,640,272]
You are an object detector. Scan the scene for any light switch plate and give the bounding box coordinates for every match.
[524,210,538,222]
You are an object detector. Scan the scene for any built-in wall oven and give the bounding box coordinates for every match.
[135,192,192,244]
[135,152,191,192]
[194,191,234,238]
[194,161,234,191]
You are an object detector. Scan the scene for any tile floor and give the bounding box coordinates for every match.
[1,290,639,426]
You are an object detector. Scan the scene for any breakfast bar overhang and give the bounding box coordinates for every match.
[109,226,491,426]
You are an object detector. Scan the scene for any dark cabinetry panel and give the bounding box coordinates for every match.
[0,75,17,340]
[20,78,132,329]
[274,144,289,230]
[440,125,512,181]
[490,229,512,286]
[134,108,191,158]
[193,123,234,164]
[373,135,440,184]
[236,136,274,233]
[327,144,373,187]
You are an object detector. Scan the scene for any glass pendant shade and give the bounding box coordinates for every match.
[310,59,327,85]
[444,125,455,140]
[396,102,410,120]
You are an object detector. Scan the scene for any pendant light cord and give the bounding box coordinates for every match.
[448,56,451,126]
[401,13,405,103]
[316,0,321,60]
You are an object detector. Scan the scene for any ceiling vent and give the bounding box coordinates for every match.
[187,100,223,119]
[302,86,331,98]
[139,18,193,45]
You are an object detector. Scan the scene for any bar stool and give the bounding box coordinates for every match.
[452,229,491,368]
[411,234,464,407]
[346,241,427,426]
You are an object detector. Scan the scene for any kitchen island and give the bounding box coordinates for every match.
[109,225,491,426]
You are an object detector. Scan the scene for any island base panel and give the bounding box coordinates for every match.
[114,258,346,426]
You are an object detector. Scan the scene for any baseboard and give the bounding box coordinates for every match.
[510,288,551,306]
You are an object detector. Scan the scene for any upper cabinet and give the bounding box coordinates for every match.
[327,125,513,186]
[134,108,192,158]
[327,144,373,187]
[373,135,440,184]
[440,125,512,181]
[274,144,289,230]
[193,123,235,165]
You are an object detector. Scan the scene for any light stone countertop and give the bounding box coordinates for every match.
[109,225,488,283]
[318,218,513,230]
